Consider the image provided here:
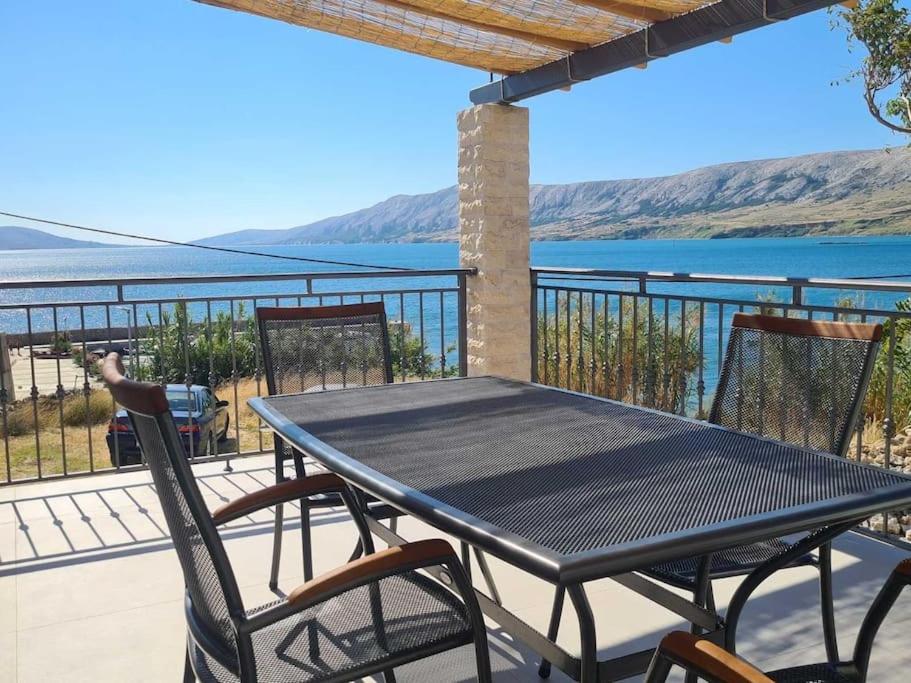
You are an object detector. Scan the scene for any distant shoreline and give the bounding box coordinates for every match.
[6,232,911,253]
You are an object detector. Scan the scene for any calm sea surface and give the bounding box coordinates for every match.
[2,236,911,339]
[2,236,911,282]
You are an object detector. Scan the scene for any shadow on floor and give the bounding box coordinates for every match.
[0,465,345,575]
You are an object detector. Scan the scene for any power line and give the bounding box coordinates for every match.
[0,210,413,272]
[847,273,911,281]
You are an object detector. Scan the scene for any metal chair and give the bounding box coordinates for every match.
[101,353,492,683]
[644,559,911,683]
[256,303,393,589]
[644,314,883,663]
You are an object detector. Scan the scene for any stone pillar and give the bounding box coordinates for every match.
[458,104,531,381]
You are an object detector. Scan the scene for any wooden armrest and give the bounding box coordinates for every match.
[657,632,773,683]
[894,558,911,582]
[212,473,347,524]
[287,539,456,607]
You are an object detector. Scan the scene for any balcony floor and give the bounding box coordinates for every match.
[1,455,910,682]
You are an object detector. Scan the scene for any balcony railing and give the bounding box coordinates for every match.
[4,263,911,544]
[530,266,911,544]
[0,269,470,485]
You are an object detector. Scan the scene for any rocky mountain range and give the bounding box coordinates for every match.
[196,147,911,245]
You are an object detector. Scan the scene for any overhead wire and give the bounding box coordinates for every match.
[0,211,414,272]
[4,210,911,281]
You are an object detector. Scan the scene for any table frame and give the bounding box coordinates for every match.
[249,378,911,681]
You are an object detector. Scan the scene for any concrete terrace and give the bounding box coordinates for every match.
[2,454,910,683]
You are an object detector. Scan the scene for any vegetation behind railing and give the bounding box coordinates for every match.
[0,269,468,484]
[536,295,701,415]
[532,268,911,544]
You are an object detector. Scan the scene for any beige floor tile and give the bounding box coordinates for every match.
[0,569,15,635]
[15,547,182,631]
[0,501,14,527]
[16,600,185,683]
[0,629,16,683]
[0,522,14,567]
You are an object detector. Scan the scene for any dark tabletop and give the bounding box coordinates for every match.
[250,377,911,583]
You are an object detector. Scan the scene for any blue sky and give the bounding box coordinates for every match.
[0,0,904,243]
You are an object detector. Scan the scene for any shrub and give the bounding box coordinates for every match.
[50,332,72,354]
[537,295,701,414]
[137,301,258,386]
[865,299,911,433]
[61,390,114,427]
[388,323,458,378]
[816,295,911,434]
[1,402,42,437]
[133,301,450,387]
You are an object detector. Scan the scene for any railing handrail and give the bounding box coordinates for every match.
[0,268,476,292]
[532,266,911,294]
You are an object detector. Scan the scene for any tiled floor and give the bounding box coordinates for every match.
[1,455,910,682]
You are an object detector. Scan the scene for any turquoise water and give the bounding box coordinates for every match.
[2,236,911,284]
[2,236,910,340]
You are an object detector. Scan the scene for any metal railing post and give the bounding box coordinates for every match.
[530,270,539,382]
[458,272,469,377]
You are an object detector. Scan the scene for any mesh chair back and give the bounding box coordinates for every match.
[257,303,394,395]
[102,356,242,657]
[710,313,882,457]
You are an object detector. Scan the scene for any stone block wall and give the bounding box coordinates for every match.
[457,104,531,381]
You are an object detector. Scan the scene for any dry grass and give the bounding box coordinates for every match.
[1,379,271,482]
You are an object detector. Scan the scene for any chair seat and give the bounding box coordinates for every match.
[643,538,816,589]
[766,663,859,682]
[190,570,473,682]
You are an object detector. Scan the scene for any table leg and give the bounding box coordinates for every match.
[474,547,503,605]
[568,584,597,682]
[725,519,860,653]
[538,586,565,678]
[819,541,840,663]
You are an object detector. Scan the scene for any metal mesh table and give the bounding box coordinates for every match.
[250,377,911,681]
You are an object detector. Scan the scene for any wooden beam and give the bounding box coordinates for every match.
[471,0,846,104]
[374,0,590,52]
[566,0,674,23]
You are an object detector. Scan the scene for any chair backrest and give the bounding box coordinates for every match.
[710,313,882,457]
[101,354,243,659]
[256,302,394,395]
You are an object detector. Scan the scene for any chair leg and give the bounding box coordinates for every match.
[643,653,673,683]
[819,541,839,663]
[474,627,494,683]
[183,644,195,683]
[269,502,283,591]
[270,438,288,591]
[537,586,565,678]
[383,671,397,683]
[290,447,316,582]
[685,557,713,683]
[300,499,314,582]
[683,589,705,683]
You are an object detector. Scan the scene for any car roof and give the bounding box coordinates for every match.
[164,384,209,393]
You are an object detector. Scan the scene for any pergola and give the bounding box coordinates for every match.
[198,0,843,101]
[195,0,848,380]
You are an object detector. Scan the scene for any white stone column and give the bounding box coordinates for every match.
[457,104,531,381]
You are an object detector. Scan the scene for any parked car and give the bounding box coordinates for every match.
[107,384,229,465]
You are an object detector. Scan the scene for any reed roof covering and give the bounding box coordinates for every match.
[196,0,714,74]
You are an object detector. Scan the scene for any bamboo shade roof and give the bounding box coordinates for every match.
[196,0,714,74]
